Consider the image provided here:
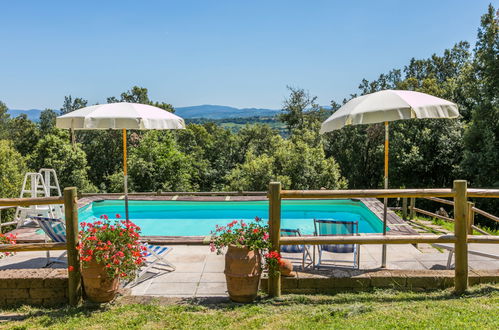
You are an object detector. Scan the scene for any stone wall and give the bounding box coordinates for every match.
[261,269,499,294]
[0,269,68,306]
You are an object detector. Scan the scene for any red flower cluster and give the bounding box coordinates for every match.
[78,214,146,280]
[264,250,284,276]
[210,217,271,254]
[0,233,16,259]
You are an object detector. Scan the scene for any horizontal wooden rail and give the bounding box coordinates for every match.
[279,234,457,245]
[471,225,491,235]
[467,189,499,198]
[80,191,267,197]
[424,196,455,206]
[0,196,65,207]
[280,188,455,199]
[413,207,455,222]
[467,235,499,244]
[472,207,499,223]
[0,242,67,253]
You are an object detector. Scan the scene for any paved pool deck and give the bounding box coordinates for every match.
[1,243,497,298]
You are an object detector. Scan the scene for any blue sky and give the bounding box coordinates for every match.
[0,0,494,110]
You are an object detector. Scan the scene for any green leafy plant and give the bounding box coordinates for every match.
[77,215,146,279]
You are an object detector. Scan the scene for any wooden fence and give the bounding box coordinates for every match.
[0,187,82,306]
[397,195,498,235]
[267,180,499,297]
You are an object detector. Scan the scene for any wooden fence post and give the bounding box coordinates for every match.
[409,198,416,219]
[64,187,82,306]
[467,202,475,234]
[453,180,468,293]
[268,182,281,298]
[402,198,408,220]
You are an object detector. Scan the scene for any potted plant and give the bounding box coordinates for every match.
[211,217,275,303]
[0,233,16,259]
[77,215,146,303]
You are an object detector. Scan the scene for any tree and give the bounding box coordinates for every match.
[126,131,193,192]
[462,4,499,188]
[279,86,324,132]
[28,132,96,192]
[224,152,290,191]
[107,86,175,112]
[0,140,28,198]
[7,114,40,156]
[60,96,88,115]
[39,109,57,132]
[0,101,10,139]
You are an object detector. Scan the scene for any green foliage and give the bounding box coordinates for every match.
[127,131,193,192]
[39,109,57,132]
[60,95,88,115]
[28,132,96,192]
[0,140,28,198]
[0,101,9,140]
[7,114,40,156]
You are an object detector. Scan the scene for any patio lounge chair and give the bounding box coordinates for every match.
[132,244,176,286]
[432,243,499,269]
[313,219,360,269]
[280,228,313,269]
[32,216,67,267]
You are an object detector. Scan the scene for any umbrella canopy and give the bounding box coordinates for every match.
[320,90,459,133]
[319,90,459,268]
[56,102,186,221]
[56,102,185,130]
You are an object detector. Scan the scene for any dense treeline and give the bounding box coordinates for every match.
[0,5,497,228]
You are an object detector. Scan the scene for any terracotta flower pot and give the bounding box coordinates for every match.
[81,260,120,303]
[279,258,294,277]
[224,245,262,303]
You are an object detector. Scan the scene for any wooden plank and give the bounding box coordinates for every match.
[0,196,65,207]
[0,242,66,252]
[281,188,455,199]
[279,234,456,245]
[467,235,499,244]
[64,187,82,306]
[402,198,408,220]
[471,207,499,223]
[453,180,468,293]
[471,225,490,235]
[413,208,455,222]
[424,196,454,206]
[80,191,267,197]
[467,189,499,198]
[268,182,281,298]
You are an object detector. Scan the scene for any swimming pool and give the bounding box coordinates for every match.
[78,199,386,236]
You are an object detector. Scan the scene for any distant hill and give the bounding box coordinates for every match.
[7,109,43,121]
[7,105,279,121]
[175,105,279,119]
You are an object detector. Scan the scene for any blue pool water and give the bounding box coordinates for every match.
[78,199,386,236]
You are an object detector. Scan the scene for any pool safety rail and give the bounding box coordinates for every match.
[0,187,81,306]
[267,180,499,297]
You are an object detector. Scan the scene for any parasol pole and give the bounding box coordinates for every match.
[381,121,389,268]
[123,128,129,222]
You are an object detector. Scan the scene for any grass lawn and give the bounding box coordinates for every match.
[1,284,498,329]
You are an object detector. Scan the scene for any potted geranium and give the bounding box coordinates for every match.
[0,233,16,259]
[211,217,276,303]
[77,215,146,303]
